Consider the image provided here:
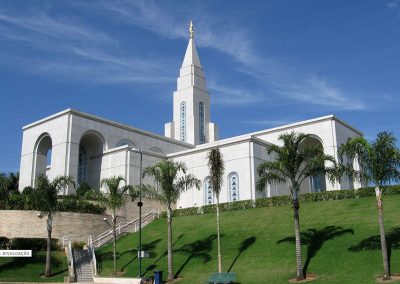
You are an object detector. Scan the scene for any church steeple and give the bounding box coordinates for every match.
[164,21,219,145]
[182,21,202,68]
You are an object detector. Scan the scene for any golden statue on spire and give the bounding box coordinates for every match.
[189,20,194,38]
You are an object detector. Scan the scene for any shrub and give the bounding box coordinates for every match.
[168,184,400,217]
[57,198,106,214]
[0,236,10,249]
[10,238,61,251]
[75,182,92,199]
[72,241,86,249]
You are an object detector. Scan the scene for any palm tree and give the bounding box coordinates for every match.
[96,176,132,274]
[139,160,200,281]
[207,148,225,273]
[256,132,336,281]
[32,174,74,277]
[338,131,400,280]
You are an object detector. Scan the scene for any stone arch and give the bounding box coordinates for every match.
[78,130,105,189]
[116,139,137,148]
[33,133,52,185]
[302,135,326,193]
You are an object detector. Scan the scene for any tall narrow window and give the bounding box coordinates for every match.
[78,146,87,184]
[199,102,205,144]
[203,177,214,205]
[228,172,239,201]
[310,174,326,193]
[180,101,186,142]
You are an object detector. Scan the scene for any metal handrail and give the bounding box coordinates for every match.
[87,235,97,276]
[92,209,159,248]
[66,238,75,279]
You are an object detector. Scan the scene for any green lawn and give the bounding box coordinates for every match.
[97,195,400,283]
[0,251,67,282]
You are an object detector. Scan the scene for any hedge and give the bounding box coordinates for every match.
[0,237,62,251]
[169,185,400,217]
[0,189,106,214]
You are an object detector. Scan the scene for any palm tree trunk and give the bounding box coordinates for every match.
[376,187,390,280]
[167,207,174,281]
[112,214,117,274]
[45,214,52,277]
[293,199,304,281]
[216,197,222,273]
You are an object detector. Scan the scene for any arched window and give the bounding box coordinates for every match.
[78,146,87,184]
[203,177,214,205]
[302,136,326,193]
[180,101,186,142]
[228,172,239,202]
[33,133,52,183]
[199,102,205,144]
[78,131,104,189]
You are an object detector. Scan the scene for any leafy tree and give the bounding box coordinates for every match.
[95,176,132,274]
[207,148,225,273]
[0,172,20,209]
[338,131,400,280]
[256,132,336,280]
[32,174,74,277]
[139,160,200,281]
[75,181,92,199]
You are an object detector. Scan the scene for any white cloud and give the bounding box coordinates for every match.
[94,0,364,111]
[0,1,366,110]
[0,8,172,85]
[208,81,264,105]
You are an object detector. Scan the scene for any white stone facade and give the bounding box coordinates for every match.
[18,27,362,208]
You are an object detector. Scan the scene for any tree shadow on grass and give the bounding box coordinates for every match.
[119,239,162,272]
[0,252,63,277]
[227,236,256,273]
[143,234,184,275]
[174,234,218,278]
[278,225,354,277]
[348,226,400,274]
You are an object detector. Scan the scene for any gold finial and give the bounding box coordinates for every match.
[189,20,194,38]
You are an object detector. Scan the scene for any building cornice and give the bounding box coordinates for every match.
[249,115,363,137]
[22,108,194,149]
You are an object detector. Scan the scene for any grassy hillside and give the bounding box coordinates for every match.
[97,195,400,283]
[0,251,67,281]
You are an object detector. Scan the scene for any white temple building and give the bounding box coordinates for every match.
[18,23,362,209]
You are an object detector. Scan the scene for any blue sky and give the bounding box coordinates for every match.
[1,0,400,172]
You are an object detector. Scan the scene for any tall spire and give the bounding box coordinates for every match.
[182,21,201,68]
[189,20,194,38]
[165,21,219,145]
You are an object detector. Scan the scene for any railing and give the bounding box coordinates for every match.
[65,237,76,281]
[92,209,160,248]
[87,235,97,276]
[62,235,70,248]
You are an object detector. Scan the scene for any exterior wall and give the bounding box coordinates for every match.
[19,113,71,190]
[254,118,339,191]
[334,120,363,189]
[0,210,110,243]
[19,109,193,193]
[172,141,252,208]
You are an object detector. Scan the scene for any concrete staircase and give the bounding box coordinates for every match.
[73,249,94,282]
[92,209,159,248]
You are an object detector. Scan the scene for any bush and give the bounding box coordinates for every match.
[10,238,61,251]
[0,236,10,249]
[168,184,400,217]
[75,182,92,199]
[72,241,86,249]
[57,198,106,214]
